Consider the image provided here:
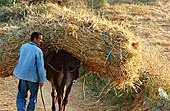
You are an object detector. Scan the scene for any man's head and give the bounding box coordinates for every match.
[31,32,43,45]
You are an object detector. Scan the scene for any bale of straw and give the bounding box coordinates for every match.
[0,3,142,88]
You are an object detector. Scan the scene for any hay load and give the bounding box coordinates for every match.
[0,3,141,88]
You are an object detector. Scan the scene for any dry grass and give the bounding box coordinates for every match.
[0,3,142,89]
[0,0,169,90]
[96,1,170,90]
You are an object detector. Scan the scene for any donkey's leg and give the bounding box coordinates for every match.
[57,85,65,111]
[51,88,57,111]
[63,82,73,111]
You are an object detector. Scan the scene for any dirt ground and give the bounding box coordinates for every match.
[0,76,115,111]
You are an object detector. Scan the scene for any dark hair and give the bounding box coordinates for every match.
[31,32,42,41]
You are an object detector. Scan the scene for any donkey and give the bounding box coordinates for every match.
[44,50,80,111]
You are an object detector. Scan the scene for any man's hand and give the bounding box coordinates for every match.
[39,83,44,88]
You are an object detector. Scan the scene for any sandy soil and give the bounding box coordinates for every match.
[0,76,114,111]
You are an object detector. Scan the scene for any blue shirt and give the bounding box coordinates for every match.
[13,42,46,83]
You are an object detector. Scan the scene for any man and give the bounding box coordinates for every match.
[13,32,46,111]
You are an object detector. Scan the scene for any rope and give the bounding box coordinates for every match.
[48,63,78,73]
[40,87,47,111]
[48,63,60,72]
[102,31,113,62]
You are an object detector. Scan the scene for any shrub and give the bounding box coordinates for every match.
[0,0,20,6]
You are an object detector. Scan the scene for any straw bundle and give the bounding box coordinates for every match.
[0,3,142,88]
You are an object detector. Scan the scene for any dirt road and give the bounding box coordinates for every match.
[0,76,114,111]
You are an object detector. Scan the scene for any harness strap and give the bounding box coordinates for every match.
[48,63,77,73]
[48,63,60,72]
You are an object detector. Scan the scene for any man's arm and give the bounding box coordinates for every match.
[36,51,46,86]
